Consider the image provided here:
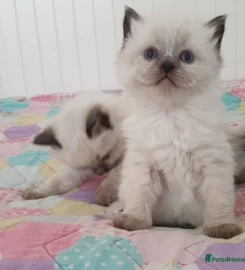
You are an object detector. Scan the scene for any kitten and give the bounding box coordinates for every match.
[22,89,245,208]
[112,7,242,239]
[22,93,126,206]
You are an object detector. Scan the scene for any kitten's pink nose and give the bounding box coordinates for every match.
[161,60,175,73]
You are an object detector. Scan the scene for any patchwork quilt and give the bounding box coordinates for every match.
[1,81,245,270]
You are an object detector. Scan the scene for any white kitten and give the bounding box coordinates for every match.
[112,7,242,239]
[22,93,126,206]
[22,89,245,208]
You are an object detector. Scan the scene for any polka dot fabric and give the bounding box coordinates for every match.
[55,235,143,270]
[5,207,49,218]
[228,80,245,101]
[30,94,76,103]
[0,187,23,207]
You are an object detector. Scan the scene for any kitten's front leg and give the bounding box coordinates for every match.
[95,164,121,206]
[23,168,90,200]
[201,165,242,239]
[113,157,162,231]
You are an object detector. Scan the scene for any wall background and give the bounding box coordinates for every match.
[0,0,244,97]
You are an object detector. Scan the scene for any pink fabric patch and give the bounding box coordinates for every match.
[78,175,105,191]
[228,80,245,101]
[30,94,76,103]
[46,218,126,257]
[78,220,130,238]
[0,142,22,159]
[131,230,207,265]
[0,211,11,219]
[5,208,50,218]
[21,104,50,116]
[231,89,245,101]
[0,221,81,259]
[46,230,82,257]
[0,122,19,131]
[235,185,245,217]
[0,187,23,207]
[221,79,245,90]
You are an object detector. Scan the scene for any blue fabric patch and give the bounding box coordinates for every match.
[221,92,241,112]
[0,99,28,113]
[8,150,50,167]
[0,166,28,188]
[55,235,143,270]
[46,107,59,117]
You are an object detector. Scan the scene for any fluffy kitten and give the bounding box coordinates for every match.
[22,93,125,206]
[112,7,242,239]
[22,89,245,208]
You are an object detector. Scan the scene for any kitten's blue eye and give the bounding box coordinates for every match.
[144,47,158,60]
[180,50,194,63]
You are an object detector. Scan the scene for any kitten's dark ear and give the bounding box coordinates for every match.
[122,6,142,47]
[205,15,227,52]
[33,128,62,148]
[86,105,113,139]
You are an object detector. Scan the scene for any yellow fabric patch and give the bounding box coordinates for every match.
[46,158,61,172]
[0,218,25,230]
[39,158,60,180]
[51,200,104,216]
[15,116,44,125]
[0,160,8,170]
[238,102,245,114]
[39,163,56,180]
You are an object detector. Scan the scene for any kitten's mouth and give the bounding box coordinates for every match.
[157,76,176,86]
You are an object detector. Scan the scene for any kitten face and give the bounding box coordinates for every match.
[34,98,124,175]
[117,7,226,96]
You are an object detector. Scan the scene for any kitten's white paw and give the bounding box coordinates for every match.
[112,211,152,231]
[204,223,242,239]
[94,182,118,206]
[22,187,45,200]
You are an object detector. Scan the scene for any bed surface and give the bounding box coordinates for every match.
[1,81,245,270]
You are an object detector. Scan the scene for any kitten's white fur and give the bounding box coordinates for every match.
[23,93,126,205]
[23,89,244,210]
[112,9,241,236]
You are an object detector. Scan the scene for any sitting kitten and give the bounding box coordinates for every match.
[22,93,125,206]
[112,7,242,239]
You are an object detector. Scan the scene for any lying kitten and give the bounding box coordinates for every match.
[22,93,125,206]
[112,7,242,239]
